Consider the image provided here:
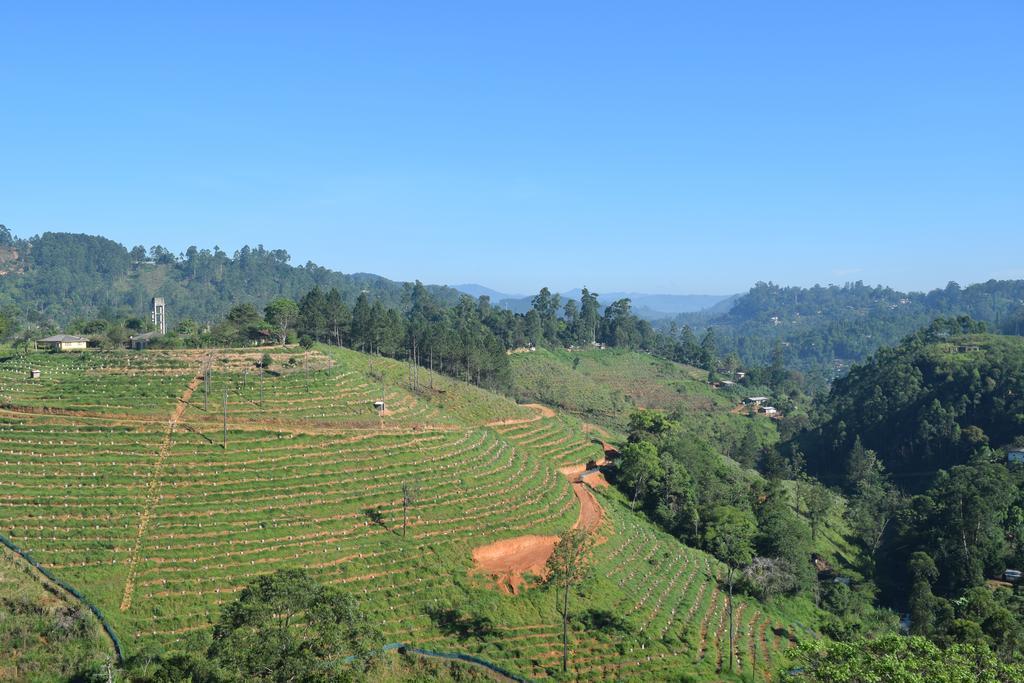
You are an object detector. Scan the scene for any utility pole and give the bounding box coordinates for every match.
[222,387,228,449]
[259,366,264,408]
[401,481,419,538]
[204,368,210,411]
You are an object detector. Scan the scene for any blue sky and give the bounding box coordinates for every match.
[1,2,1021,295]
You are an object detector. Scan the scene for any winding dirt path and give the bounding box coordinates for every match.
[471,455,606,594]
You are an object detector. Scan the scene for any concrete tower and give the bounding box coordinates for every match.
[151,297,166,334]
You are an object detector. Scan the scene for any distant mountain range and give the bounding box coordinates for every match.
[451,284,736,320]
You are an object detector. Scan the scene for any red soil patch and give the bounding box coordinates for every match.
[471,471,604,593]
[471,535,559,594]
[581,470,609,489]
[475,404,606,593]
[573,482,603,530]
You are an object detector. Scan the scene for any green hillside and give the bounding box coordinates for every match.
[800,324,1024,489]
[0,230,462,328]
[1,544,115,681]
[509,348,733,424]
[783,323,1024,662]
[0,343,822,680]
[673,280,1024,385]
[510,347,779,465]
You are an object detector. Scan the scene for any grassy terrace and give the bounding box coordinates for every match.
[0,345,804,680]
[509,347,739,429]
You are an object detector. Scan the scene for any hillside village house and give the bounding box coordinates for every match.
[128,331,161,350]
[36,334,89,351]
[1008,450,1024,465]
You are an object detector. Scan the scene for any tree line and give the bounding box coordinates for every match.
[669,279,1024,388]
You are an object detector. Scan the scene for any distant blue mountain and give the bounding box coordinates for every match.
[452,284,736,320]
[451,284,525,300]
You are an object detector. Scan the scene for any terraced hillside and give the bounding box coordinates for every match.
[0,345,808,680]
[510,347,780,465]
[509,348,742,427]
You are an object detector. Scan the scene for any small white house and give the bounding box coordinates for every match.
[36,335,89,351]
[761,406,779,416]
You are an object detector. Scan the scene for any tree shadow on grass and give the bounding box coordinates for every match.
[574,608,636,637]
[424,606,499,640]
[363,506,389,532]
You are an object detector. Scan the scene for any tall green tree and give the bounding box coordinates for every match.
[618,440,663,510]
[545,529,594,675]
[208,569,383,682]
[578,288,600,345]
[530,287,562,345]
[797,475,834,542]
[264,298,299,345]
[705,505,756,672]
[350,292,373,351]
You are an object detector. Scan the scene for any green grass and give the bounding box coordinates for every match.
[1,545,114,682]
[510,347,744,428]
[0,345,817,681]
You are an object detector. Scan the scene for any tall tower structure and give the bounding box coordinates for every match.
[151,297,166,334]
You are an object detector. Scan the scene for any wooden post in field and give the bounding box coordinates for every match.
[222,387,227,449]
[401,481,420,538]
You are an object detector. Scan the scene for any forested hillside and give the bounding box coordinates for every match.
[797,318,1024,490]
[775,319,1024,662]
[672,280,1024,384]
[0,226,460,328]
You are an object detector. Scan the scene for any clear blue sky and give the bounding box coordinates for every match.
[1,2,1021,295]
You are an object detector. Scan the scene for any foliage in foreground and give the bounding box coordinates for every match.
[126,569,383,682]
[0,546,115,682]
[781,634,1024,683]
[124,568,499,682]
